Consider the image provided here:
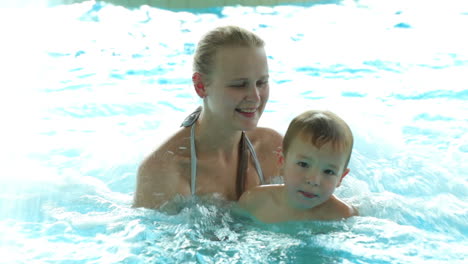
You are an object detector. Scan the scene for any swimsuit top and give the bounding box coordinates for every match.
[181,106,265,199]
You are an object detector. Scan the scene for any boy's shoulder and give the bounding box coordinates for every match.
[325,195,359,219]
[239,184,284,212]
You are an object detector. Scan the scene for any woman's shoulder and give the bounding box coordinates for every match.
[245,127,283,181]
[134,127,192,209]
[246,126,283,151]
[139,127,192,172]
[247,126,283,141]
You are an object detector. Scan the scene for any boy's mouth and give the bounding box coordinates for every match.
[298,190,318,199]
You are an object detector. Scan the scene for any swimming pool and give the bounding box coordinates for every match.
[0,0,467,263]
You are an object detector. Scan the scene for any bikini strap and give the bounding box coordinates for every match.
[245,135,265,184]
[181,106,202,127]
[236,132,266,199]
[190,122,197,196]
[182,107,202,196]
[236,132,248,199]
[182,106,265,197]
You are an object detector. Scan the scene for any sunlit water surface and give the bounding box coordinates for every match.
[0,0,467,263]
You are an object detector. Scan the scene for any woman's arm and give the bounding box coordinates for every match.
[133,149,183,209]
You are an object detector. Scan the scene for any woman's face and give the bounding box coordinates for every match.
[203,46,269,131]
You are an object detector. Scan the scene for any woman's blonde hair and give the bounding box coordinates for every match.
[193,25,265,82]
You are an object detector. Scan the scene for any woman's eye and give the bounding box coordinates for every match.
[230,83,247,88]
[256,80,268,87]
[297,161,309,168]
[229,80,248,88]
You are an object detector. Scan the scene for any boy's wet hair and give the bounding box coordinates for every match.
[193,25,265,83]
[282,110,354,169]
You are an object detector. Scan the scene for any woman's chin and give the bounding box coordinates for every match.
[235,113,262,130]
[239,120,259,131]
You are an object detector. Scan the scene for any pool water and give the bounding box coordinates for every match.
[0,0,467,263]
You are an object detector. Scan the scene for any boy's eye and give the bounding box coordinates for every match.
[324,169,336,176]
[297,161,309,168]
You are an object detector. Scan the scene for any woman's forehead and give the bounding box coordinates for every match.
[212,46,268,74]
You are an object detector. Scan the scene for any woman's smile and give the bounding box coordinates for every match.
[236,107,258,118]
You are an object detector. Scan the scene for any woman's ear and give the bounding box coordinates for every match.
[192,72,207,98]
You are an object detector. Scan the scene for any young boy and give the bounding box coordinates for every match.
[239,110,358,222]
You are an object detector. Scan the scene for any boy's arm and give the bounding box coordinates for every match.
[329,195,359,219]
[350,205,359,217]
[238,185,276,220]
[238,187,263,214]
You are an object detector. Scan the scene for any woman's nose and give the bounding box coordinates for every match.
[245,84,260,102]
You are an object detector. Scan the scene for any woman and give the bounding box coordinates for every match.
[133,25,283,209]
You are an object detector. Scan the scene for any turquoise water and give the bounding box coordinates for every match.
[1,1,467,263]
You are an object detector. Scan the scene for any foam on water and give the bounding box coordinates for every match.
[0,1,467,263]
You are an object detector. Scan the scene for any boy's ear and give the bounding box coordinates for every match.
[336,168,350,187]
[277,148,285,167]
[278,151,285,177]
[192,72,207,98]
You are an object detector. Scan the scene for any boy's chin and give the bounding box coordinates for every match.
[288,198,318,210]
[292,204,316,210]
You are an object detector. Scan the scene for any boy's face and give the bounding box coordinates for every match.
[282,135,350,210]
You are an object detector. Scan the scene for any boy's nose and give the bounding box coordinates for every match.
[305,169,320,186]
